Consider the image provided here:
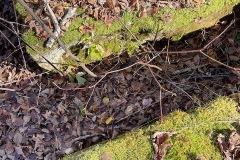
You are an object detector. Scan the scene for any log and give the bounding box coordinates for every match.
[16,0,239,72]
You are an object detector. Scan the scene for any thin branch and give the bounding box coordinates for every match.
[0,31,16,48]
[12,0,27,69]
[0,88,16,91]
[44,0,61,48]
[148,66,163,123]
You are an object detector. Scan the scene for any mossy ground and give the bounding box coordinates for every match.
[16,0,239,70]
[63,97,240,160]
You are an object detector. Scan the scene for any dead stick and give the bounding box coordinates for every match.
[17,0,97,77]
[148,66,163,123]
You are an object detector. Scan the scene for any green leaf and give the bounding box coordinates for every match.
[68,74,75,83]
[76,72,86,86]
[88,44,103,60]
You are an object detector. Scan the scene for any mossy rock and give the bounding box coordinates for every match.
[16,0,240,72]
[63,97,240,160]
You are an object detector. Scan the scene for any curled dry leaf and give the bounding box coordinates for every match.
[229,130,240,154]
[217,133,232,159]
[152,132,176,160]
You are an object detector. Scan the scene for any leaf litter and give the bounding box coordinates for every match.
[1,0,240,159]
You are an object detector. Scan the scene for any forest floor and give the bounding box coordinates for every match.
[1,0,240,159]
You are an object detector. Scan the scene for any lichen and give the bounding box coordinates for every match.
[63,97,239,160]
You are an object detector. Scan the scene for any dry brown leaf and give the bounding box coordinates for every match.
[217,134,232,159]
[106,0,117,9]
[5,141,14,155]
[152,132,175,160]
[125,104,134,115]
[13,131,23,145]
[229,130,240,151]
[87,0,96,4]
[229,55,239,61]
[12,117,24,127]
[138,7,148,19]
[131,81,142,91]
[142,98,153,106]
[20,103,30,110]
[79,25,87,34]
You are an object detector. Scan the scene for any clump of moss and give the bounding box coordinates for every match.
[63,97,239,160]
[15,2,28,17]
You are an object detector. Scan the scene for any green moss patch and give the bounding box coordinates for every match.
[63,97,240,160]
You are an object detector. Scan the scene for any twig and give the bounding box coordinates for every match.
[0,17,29,27]
[17,0,97,77]
[118,17,143,48]
[60,7,77,26]
[44,0,61,48]
[71,133,105,144]
[12,0,27,69]
[172,63,209,75]
[0,88,15,91]
[0,31,16,48]
[137,61,162,71]
[148,66,163,123]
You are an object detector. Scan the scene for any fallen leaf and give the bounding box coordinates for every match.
[13,131,23,145]
[87,0,96,5]
[20,103,30,110]
[152,132,176,160]
[138,7,148,19]
[12,117,24,126]
[229,130,240,151]
[15,146,25,157]
[5,141,14,154]
[131,81,142,91]
[79,25,87,34]
[76,72,86,86]
[229,55,239,61]
[105,116,113,125]
[103,97,110,104]
[125,104,134,115]
[142,98,153,106]
[217,134,232,159]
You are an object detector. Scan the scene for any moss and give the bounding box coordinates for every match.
[63,97,240,160]
[15,2,28,17]
[18,0,239,69]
